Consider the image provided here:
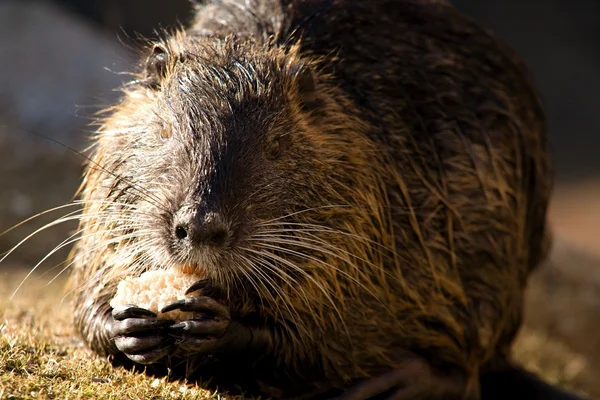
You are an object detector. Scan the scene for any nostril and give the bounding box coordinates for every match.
[172,207,230,248]
[175,225,188,240]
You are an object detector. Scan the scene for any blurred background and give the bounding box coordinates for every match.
[0,0,599,394]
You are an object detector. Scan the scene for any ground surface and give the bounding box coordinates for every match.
[0,267,597,400]
[0,270,220,400]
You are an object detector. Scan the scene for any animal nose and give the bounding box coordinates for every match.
[173,207,229,248]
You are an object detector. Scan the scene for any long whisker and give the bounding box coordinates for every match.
[0,210,91,263]
[233,254,267,307]
[10,125,172,211]
[237,254,283,317]
[10,227,89,299]
[0,198,157,253]
[241,246,350,341]
[42,222,150,280]
[59,229,162,301]
[251,238,383,300]
[259,205,353,224]
[252,230,412,283]
[257,222,392,251]
[244,252,312,342]
[0,202,85,237]
[252,232,381,271]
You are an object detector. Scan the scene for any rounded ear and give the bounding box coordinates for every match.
[291,63,320,111]
[143,43,170,90]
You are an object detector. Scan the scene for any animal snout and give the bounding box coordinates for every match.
[172,205,230,248]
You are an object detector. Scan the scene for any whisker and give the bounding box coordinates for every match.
[249,239,385,304]
[0,202,85,237]
[252,232,381,271]
[259,205,353,224]
[252,230,412,283]
[241,246,350,340]
[11,125,171,211]
[256,222,394,253]
[0,210,92,263]
[10,227,89,299]
[237,254,280,315]
[244,252,312,342]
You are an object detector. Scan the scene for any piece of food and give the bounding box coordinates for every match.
[109,266,204,321]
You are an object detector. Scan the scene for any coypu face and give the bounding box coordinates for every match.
[83,33,378,297]
[144,41,321,273]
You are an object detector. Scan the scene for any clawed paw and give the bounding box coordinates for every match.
[110,280,248,361]
[160,280,233,354]
[109,304,174,364]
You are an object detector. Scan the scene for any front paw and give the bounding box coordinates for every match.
[161,280,250,354]
[109,304,174,364]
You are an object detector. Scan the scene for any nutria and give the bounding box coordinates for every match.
[66,0,576,398]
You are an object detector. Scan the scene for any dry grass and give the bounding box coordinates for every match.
[0,269,218,400]
[0,266,597,400]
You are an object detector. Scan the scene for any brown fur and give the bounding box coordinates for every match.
[68,0,551,398]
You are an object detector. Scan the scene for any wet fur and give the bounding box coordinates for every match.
[69,0,552,398]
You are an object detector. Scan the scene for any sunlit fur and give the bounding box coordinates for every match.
[58,0,552,398]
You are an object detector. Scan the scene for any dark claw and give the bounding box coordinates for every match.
[114,334,168,354]
[160,299,186,314]
[169,319,228,337]
[109,304,174,365]
[114,317,173,336]
[185,279,211,295]
[159,290,244,355]
[151,283,246,356]
[112,304,157,320]
[184,279,225,299]
[160,296,230,319]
